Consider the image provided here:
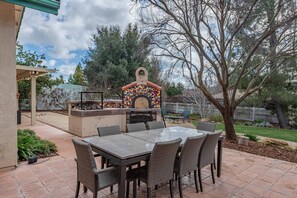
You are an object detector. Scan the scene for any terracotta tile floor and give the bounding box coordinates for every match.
[1,116,296,198]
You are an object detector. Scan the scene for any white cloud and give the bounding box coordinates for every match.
[18,0,136,60]
[58,63,77,77]
[42,59,56,68]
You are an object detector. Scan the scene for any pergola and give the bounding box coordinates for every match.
[16,65,55,125]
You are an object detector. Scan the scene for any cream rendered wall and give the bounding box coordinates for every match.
[0,2,17,168]
[69,114,125,137]
[69,112,162,137]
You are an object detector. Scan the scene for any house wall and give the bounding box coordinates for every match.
[0,2,17,168]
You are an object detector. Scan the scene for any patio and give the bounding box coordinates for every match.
[0,116,296,198]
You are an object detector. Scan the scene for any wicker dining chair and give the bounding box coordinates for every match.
[147,121,165,130]
[126,122,147,133]
[196,121,216,132]
[196,121,217,169]
[97,125,121,137]
[126,138,182,198]
[174,135,206,198]
[97,125,121,170]
[197,132,222,192]
[72,138,119,198]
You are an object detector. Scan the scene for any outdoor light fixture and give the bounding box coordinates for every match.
[29,71,39,75]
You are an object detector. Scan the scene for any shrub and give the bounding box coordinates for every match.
[189,113,201,120]
[17,129,57,161]
[244,134,259,142]
[255,119,265,124]
[208,115,223,122]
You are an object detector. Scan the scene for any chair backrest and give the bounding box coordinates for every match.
[198,132,222,168]
[182,110,190,118]
[97,125,121,137]
[161,107,168,116]
[72,138,97,192]
[178,135,206,176]
[147,121,165,130]
[197,121,216,132]
[126,122,146,133]
[147,138,182,187]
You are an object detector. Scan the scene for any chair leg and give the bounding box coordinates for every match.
[126,181,130,198]
[93,192,97,198]
[194,170,199,193]
[133,179,137,198]
[110,185,113,193]
[107,159,110,167]
[211,164,215,184]
[137,162,141,187]
[198,168,203,192]
[147,187,152,198]
[178,177,183,198]
[75,181,80,198]
[213,155,216,170]
[101,157,105,169]
[169,179,174,198]
[83,185,87,193]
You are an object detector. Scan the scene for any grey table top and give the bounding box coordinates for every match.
[126,126,204,144]
[83,126,206,160]
[83,134,155,159]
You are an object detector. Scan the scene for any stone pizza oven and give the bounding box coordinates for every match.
[68,67,163,137]
[122,67,162,109]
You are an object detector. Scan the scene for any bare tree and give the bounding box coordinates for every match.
[132,0,297,140]
[183,87,214,118]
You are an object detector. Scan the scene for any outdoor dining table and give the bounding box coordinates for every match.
[83,126,223,198]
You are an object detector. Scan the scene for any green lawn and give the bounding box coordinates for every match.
[192,121,297,142]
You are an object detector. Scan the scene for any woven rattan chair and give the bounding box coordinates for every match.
[126,122,146,133]
[197,132,222,192]
[196,121,217,169]
[97,125,121,137]
[72,138,119,198]
[127,138,182,198]
[147,121,165,130]
[196,121,216,132]
[174,135,206,197]
[97,125,121,170]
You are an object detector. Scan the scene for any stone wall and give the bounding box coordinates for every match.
[24,84,87,110]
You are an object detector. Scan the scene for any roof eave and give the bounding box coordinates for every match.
[16,6,25,40]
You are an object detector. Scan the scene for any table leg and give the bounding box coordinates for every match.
[217,139,223,177]
[118,165,127,198]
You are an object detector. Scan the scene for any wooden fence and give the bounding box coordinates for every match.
[163,102,278,123]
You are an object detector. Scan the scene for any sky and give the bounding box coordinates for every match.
[18,0,137,80]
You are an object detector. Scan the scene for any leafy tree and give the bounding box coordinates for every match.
[132,0,297,140]
[232,0,297,128]
[68,74,74,84]
[17,43,63,100]
[245,72,297,128]
[84,23,158,92]
[165,82,184,97]
[68,64,86,85]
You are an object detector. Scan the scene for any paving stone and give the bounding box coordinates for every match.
[0,115,296,198]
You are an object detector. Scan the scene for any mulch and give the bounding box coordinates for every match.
[223,140,297,163]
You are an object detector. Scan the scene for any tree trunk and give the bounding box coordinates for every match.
[275,102,288,128]
[222,111,237,140]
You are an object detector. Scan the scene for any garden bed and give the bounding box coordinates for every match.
[18,129,57,161]
[223,140,297,163]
